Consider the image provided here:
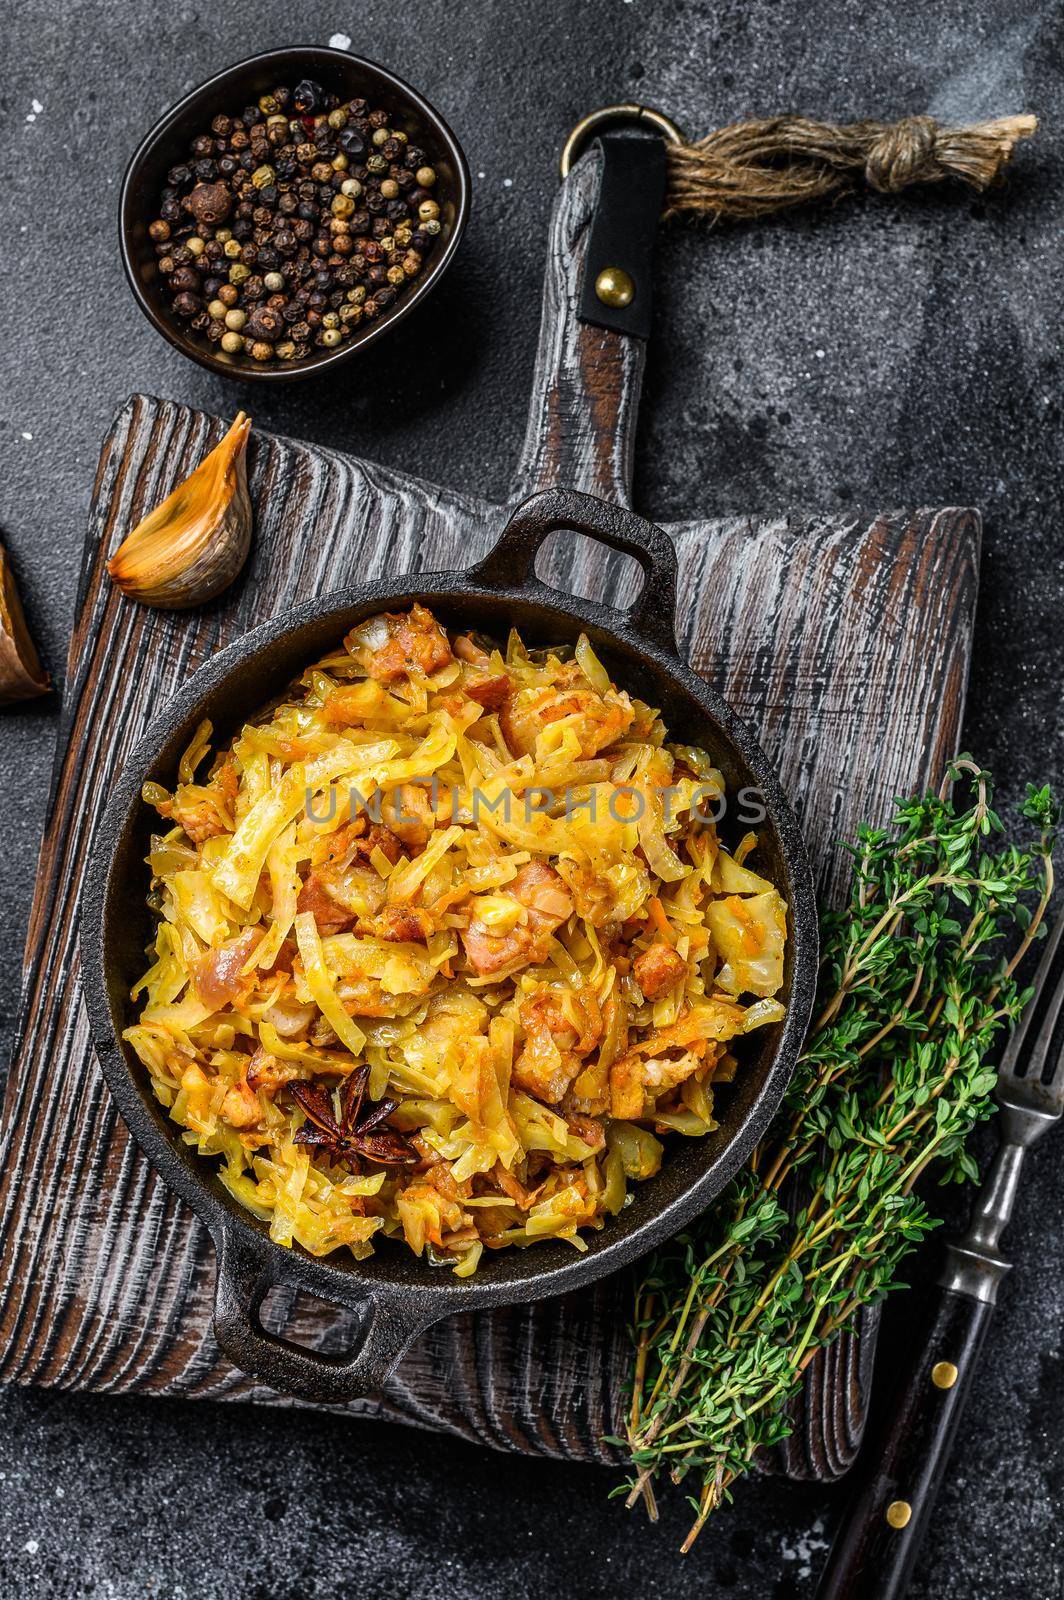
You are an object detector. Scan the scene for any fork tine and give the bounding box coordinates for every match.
[999,906,1064,1088]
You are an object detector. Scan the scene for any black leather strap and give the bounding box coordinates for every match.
[578,131,667,340]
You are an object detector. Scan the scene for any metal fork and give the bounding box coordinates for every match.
[818,907,1064,1600]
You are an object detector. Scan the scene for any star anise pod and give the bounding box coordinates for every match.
[287,1066,416,1172]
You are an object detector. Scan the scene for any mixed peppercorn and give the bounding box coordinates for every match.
[147,80,443,364]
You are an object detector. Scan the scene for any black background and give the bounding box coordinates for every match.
[1,2,1062,1595]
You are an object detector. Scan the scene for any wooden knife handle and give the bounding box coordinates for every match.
[508,144,649,508]
[816,1287,995,1600]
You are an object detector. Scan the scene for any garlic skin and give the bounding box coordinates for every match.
[0,543,49,703]
[107,413,253,609]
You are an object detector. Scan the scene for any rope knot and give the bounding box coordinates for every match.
[865,115,940,193]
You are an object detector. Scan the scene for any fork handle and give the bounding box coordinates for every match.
[816,1286,995,1600]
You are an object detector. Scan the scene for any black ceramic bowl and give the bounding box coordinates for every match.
[120,47,470,381]
[81,489,818,1402]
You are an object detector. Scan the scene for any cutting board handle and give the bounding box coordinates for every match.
[508,146,650,508]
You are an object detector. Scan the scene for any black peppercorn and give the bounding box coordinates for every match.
[294,79,324,114]
[338,127,365,158]
[247,304,283,341]
[187,181,232,227]
[169,264,199,292]
[172,291,201,318]
[167,163,192,187]
[191,134,214,158]
[193,157,217,182]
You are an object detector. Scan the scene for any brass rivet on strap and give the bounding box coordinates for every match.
[932,1360,959,1390]
[595,266,635,308]
[886,1500,912,1529]
[560,103,686,179]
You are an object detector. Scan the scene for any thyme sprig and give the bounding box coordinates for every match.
[620,761,1058,1550]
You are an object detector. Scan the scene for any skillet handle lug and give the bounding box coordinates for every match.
[469,487,680,658]
[212,1231,429,1403]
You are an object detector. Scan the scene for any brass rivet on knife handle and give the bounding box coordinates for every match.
[885,1500,912,1529]
[931,1360,959,1389]
[595,266,635,308]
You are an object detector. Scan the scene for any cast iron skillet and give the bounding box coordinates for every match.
[81,487,818,1402]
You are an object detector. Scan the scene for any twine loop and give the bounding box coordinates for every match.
[567,109,1043,222]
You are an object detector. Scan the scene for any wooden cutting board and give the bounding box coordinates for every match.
[0,150,979,1475]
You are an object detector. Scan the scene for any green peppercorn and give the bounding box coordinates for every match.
[327,108,347,130]
[385,265,404,285]
[347,285,367,305]
[215,227,232,243]
[320,327,343,347]
[252,165,275,189]
[366,153,387,173]
[422,218,441,236]
[371,127,390,147]
[229,262,251,284]
[223,238,242,259]
[259,93,279,115]
[275,339,298,360]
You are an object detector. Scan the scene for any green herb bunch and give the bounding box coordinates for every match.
[621,761,1057,1550]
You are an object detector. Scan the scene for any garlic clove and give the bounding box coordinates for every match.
[0,543,49,704]
[107,412,253,609]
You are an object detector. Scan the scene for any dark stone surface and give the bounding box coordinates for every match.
[1,2,1061,1595]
